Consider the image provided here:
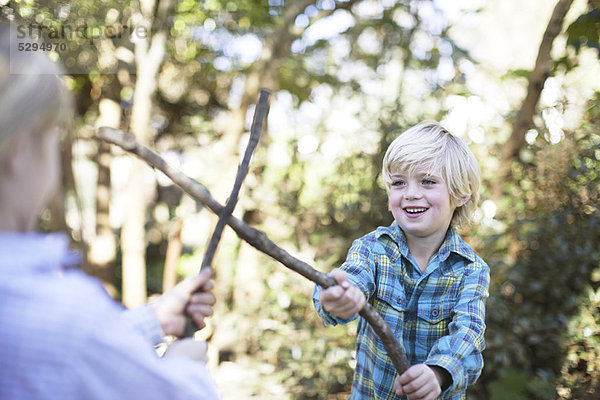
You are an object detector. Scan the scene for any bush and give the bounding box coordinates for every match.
[476,96,600,399]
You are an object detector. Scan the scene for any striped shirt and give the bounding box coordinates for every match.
[313,222,490,399]
[0,232,220,400]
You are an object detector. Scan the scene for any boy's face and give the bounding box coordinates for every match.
[387,168,456,245]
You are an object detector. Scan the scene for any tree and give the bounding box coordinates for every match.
[492,0,575,200]
[119,0,176,306]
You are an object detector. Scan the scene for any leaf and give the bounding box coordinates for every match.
[566,8,600,56]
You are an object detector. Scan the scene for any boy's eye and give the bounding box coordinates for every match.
[422,178,436,185]
[392,180,405,187]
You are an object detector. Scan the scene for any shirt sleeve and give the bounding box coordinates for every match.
[121,306,165,346]
[74,319,220,400]
[313,236,377,326]
[425,260,490,396]
[67,275,221,399]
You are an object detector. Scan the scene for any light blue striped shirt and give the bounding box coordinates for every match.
[0,233,220,399]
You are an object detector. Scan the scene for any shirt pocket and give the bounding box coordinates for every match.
[417,274,458,326]
[417,298,453,325]
[372,277,406,333]
[416,297,455,351]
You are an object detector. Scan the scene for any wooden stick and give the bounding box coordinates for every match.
[201,89,270,271]
[182,89,271,337]
[96,126,411,374]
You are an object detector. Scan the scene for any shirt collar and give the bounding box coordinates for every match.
[437,227,476,263]
[374,222,409,261]
[0,232,81,272]
[374,221,475,264]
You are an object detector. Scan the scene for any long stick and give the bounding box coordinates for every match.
[182,89,271,337]
[201,89,270,271]
[96,126,411,374]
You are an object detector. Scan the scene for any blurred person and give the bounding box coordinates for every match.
[0,22,220,399]
[313,121,490,400]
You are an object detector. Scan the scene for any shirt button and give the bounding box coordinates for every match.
[431,309,439,317]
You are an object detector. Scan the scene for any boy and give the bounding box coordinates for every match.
[313,121,490,400]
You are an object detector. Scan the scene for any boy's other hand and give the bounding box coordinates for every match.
[319,269,366,319]
[393,364,444,400]
[150,268,216,337]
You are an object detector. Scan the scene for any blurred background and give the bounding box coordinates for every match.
[2,0,600,398]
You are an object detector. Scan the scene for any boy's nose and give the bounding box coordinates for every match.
[404,183,423,199]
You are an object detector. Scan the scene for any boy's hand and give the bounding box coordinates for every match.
[150,268,216,337]
[393,364,445,400]
[319,269,366,319]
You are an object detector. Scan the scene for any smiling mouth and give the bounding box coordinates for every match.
[404,207,428,214]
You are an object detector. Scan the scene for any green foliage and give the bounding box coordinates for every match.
[4,0,139,74]
[477,93,600,399]
[566,2,600,56]
[559,281,600,399]
[488,368,529,400]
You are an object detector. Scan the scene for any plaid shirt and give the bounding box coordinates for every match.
[313,222,490,399]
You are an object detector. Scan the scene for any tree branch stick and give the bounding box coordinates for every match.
[96,126,410,374]
[182,89,271,337]
[200,89,270,271]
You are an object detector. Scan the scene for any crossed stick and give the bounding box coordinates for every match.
[182,89,271,337]
[96,92,410,375]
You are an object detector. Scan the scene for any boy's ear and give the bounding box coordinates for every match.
[455,183,474,207]
[456,194,471,207]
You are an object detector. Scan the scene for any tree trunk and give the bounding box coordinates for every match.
[88,98,120,296]
[162,219,183,292]
[492,0,575,200]
[121,0,173,307]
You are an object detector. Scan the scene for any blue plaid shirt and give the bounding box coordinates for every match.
[313,222,490,399]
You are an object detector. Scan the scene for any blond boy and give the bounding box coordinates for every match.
[313,121,490,399]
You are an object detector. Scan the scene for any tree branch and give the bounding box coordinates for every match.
[493,0,575,200]
[183,90,271,337]
[201,89,271,271]
[96,126,410,374]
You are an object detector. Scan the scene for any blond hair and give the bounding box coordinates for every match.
[382,120,481,227]
[0,23,73,161]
